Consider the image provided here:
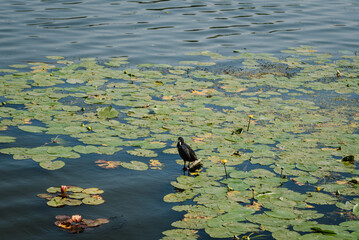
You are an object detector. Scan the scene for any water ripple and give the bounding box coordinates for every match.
[0,0,358,66]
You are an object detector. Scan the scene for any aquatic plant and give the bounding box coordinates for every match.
[0,46,358,239]
[221,159,228,179]
[37,186,105,207]
[247,115,253,132]
[55,214,109,234]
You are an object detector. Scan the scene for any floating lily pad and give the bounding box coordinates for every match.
[47,197,65,207]
[73,145,98,154]
[162,229,199,240]
[82,188,104,195]
[296,163,319,172]
[67,186,84,192]
[163,191,197,203]
[63,198,82,206]
[119,161,149,171]
[18,125,46,133]
[97,105,119,119]
[82,196,105,205]
[39,160,65,170]
[47,187,61,193]
[0,136,16,143]
[127,149,158,157]
[205,222,259,238]
[265,209,298,219]
[69,192,90,199]
[305,192,338,205]
[82,218,110,227]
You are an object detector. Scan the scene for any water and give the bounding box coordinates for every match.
[0,128,183,239]
[0,1,358,239]
[1,0,358,68]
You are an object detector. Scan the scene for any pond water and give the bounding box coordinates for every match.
[0,1,358,240]
[1,0,359,67]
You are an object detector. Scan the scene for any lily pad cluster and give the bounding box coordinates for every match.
[38,186,105,207]
[55,214,109,234]
[95,159,149,170]
[0,46,358,238]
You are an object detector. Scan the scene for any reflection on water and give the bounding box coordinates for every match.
[0,0,358,67]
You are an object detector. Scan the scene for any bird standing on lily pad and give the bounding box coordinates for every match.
[177,137,198,170]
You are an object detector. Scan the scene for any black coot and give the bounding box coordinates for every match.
[177,137,198,170]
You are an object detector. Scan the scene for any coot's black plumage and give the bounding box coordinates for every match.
[177,137,198,170]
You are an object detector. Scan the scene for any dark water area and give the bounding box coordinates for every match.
[0,1,358,240]
[0,128,183,240]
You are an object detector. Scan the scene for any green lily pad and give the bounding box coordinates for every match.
[119,161,149,171]
[205,222,259,238]
[82,196,105,205]
[67,186,84,193]
[162,229,199,240]
[46,187,60,193]
[272,229,301,239]
[39,160,65,170]
[62,105,82,112]
[69,192,90,199]
[163,191,196,203]
[47,197,65,207]
[63,198,82,206]
[127,149,158,157]
[296,163,319,172]
[0,147,28,155]
[265,209,298,219]
[97,105,119,119]
[0,136,16,143]
[305,192,337,205]
[18,125,46,133]
[73,145,98,154]
[82,188,104,195]
[293,175,318,184]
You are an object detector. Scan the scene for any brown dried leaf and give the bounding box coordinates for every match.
[149,159,163,170]
[95,160,121,169]
[37,193,53,200]
[246,201,262,211]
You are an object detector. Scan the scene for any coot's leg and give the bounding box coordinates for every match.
[183,161,187,171]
